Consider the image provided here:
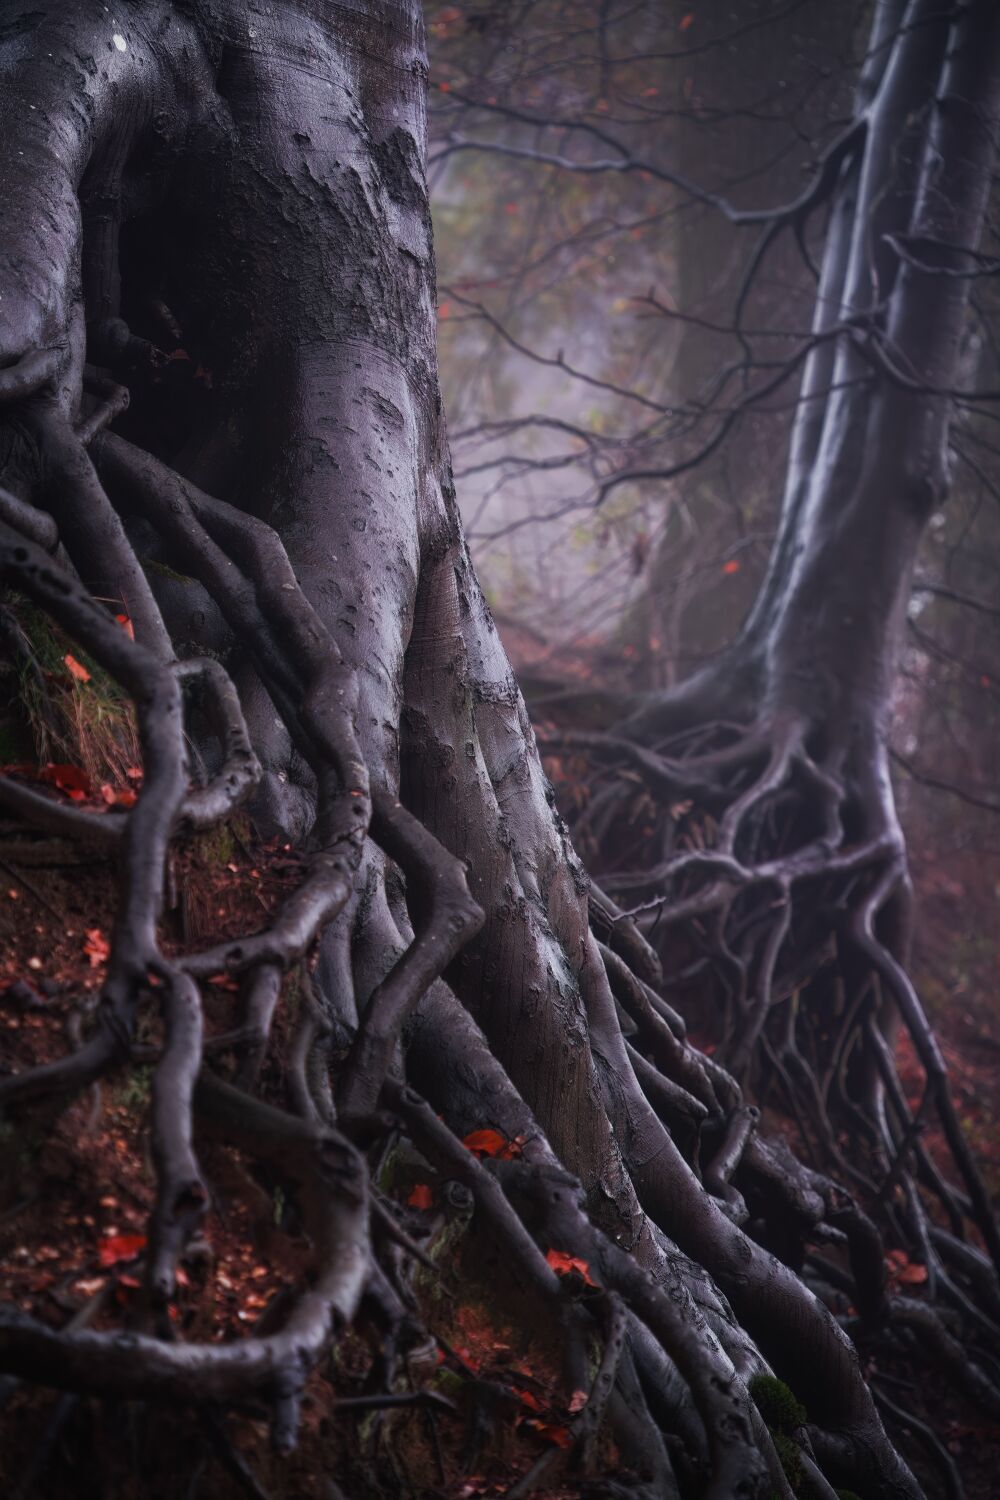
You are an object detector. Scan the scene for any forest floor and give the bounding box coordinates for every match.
[0,747,998,1497]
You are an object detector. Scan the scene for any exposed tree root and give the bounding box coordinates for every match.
[0,462,920,1497]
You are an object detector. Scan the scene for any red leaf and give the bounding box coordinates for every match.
[525,1419,572,1448]
[83,928,110,968]
[462,1128,508,1158]
[115,613,135,641]
[462,1127,526,1160]
[722,559,741,575]
[680,12,694,29]
[546,1249,598,1287]
[407,1183,433,1210]
[41,763,92,801]
[98,1232,147,1268]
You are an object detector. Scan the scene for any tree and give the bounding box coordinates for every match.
[557,0,1000,1194]
[0,2,993,1497]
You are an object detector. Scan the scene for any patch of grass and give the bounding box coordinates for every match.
[1,595,140,787]
[113,1067,153,1111]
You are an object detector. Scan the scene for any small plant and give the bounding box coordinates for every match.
[114,1067,153,1111]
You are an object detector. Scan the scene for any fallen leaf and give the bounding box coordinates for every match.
[462,1128,508,1158]
[99,784,138,807]
[886,1249,928,1286]
[98,1232,147,1268]
[407,1183,434,1210]
[722,559,741,575]
[64,653,91,682]
[546,1249,598,1287]
[40,763,92,801]
[115,613,135,640]
[525,1419,573,1448]
[83,928,110,967]
[568,1388,588,1413]
[680,12,694,29]
[462,1128,526,1160]
[73,1276,105,1296]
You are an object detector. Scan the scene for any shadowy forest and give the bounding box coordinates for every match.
[1,3,999,1498]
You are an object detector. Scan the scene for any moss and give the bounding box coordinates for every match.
[771,1432,804,1491]
[749,1373,807,1432]
[192,815,250,868]
[143,557,197,585]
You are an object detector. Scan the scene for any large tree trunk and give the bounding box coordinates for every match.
[0,2,993,1495]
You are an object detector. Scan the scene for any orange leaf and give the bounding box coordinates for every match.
[886,1250,928,1286]
[722,559,741,575]
[83,928,110,967]
[99,784,138,808]
[115,613,135,641]
[462,1128,508,1158]
[546,1249,598,1287]
[680,12,694,29]
[208,973,240,991]
[407,1183,433,1210]
[64,653,91,682]
[525,1419,572,1448]
[98,1232,147,1268]
[513,1387,544,1413]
